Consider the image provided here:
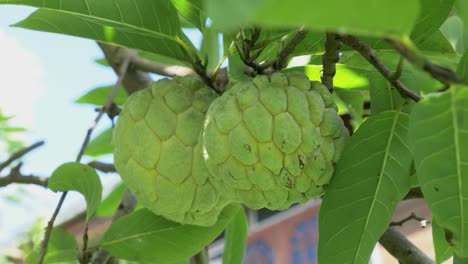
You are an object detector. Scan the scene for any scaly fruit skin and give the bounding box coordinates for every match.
[113,76,230,226]
[202,72,348,210]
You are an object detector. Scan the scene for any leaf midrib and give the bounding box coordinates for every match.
[353,110,401,263]
[451,87,464,250]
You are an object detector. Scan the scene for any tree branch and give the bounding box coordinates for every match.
[321,33,341,92]
[0,163,47,188]
[386,39,463,85]
[340,35,423,102]
[0,141,44,173]
[391,213,429,227]
[38,57,131,264]
[379,227,435,264]
[87,161,116,173]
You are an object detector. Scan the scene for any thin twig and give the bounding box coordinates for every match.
[0,141,44,173]
[87,161,116,173]
[321,33,341,92]
[340,35,423,102]
[386,39,463,85]
[0,163,47,188]
[272,28,308,71]
[130,55,194,77]
[379,227,435,264]
[38,58,131,264]
[391,213,429,227]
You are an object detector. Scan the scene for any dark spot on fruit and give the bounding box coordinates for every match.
[298,154,305,169]
[434,187,439,192]
[243,144,251,152]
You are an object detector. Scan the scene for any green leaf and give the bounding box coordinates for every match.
[200,26,220,71]
[334,88,365,130]
[2,0,189,62]
[441,15,468,54]
[433,218,453,263]
[455,255,468,264]
[410,0,455,45]
[48,162,102,221]
[318,110,412,264]
[409,86,468,257]
[205,0,419,38]
[76,86,128,106]
[458,50,468,82]
[25,228,79,264]
[84,128,113,157]
[97,182,126,217]
[368,64,420,115]
[101,204,241,263]
[222,208,248,264]
[171,0,206,31]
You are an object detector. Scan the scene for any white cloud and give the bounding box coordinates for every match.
[0,28,45,130]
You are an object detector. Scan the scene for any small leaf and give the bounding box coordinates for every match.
[205,0,419,38]
[171,0,206,31]
[76,86,128,106]
[101,204,241,263]
[48,162,102,221]
[200,26,220,71]
[433,218,453,263]
[223,208,248,264]
[318,110,412,264]
[97,182,126,217]
[85,128,113,158]
[409,86,468,257]
[25,227,79,264]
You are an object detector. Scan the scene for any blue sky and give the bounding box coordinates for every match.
[0,5,126,252]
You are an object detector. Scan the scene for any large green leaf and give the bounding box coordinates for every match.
[1,0,189,62]
[48,162,102,221]
[409,86,468,257]
[433,218,453,264]
[25,228,78,264]
[455,255,468,264]
[172,0,206,31]
[200,26,220,71]
[101,204,241,263]
[222,208,248,264]
[205,0,419,38]
[84,128,113,157]
[410,0,454,44]
[318,110,412,264]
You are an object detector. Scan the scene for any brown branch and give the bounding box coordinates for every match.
[38,57,131,264]
[391,213,429,228]
[379,227,435,264]
[321,33,341,92]
[340,35,423,102]
[386,39,463,85]
[87,161,116,173]
[130,55,194,77]
[0,141,44,173]
[0,163,47,188]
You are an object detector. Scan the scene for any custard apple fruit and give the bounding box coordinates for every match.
[202,72,348,210]
[113,76,230,226]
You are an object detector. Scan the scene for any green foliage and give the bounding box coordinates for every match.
[205,0,419,38]
[48,162,102,221]
[75,86,128,106]
[100,204,242,263]
[432,218,453,263]
[222,208,248,264]
[318,110,412,264]
[84,128,113,157]
[409,87,468,257]
[3,0,468,263]
[25,228,78,264]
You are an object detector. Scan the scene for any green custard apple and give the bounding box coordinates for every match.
[202,72,348,210]
[113,76,230,226]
